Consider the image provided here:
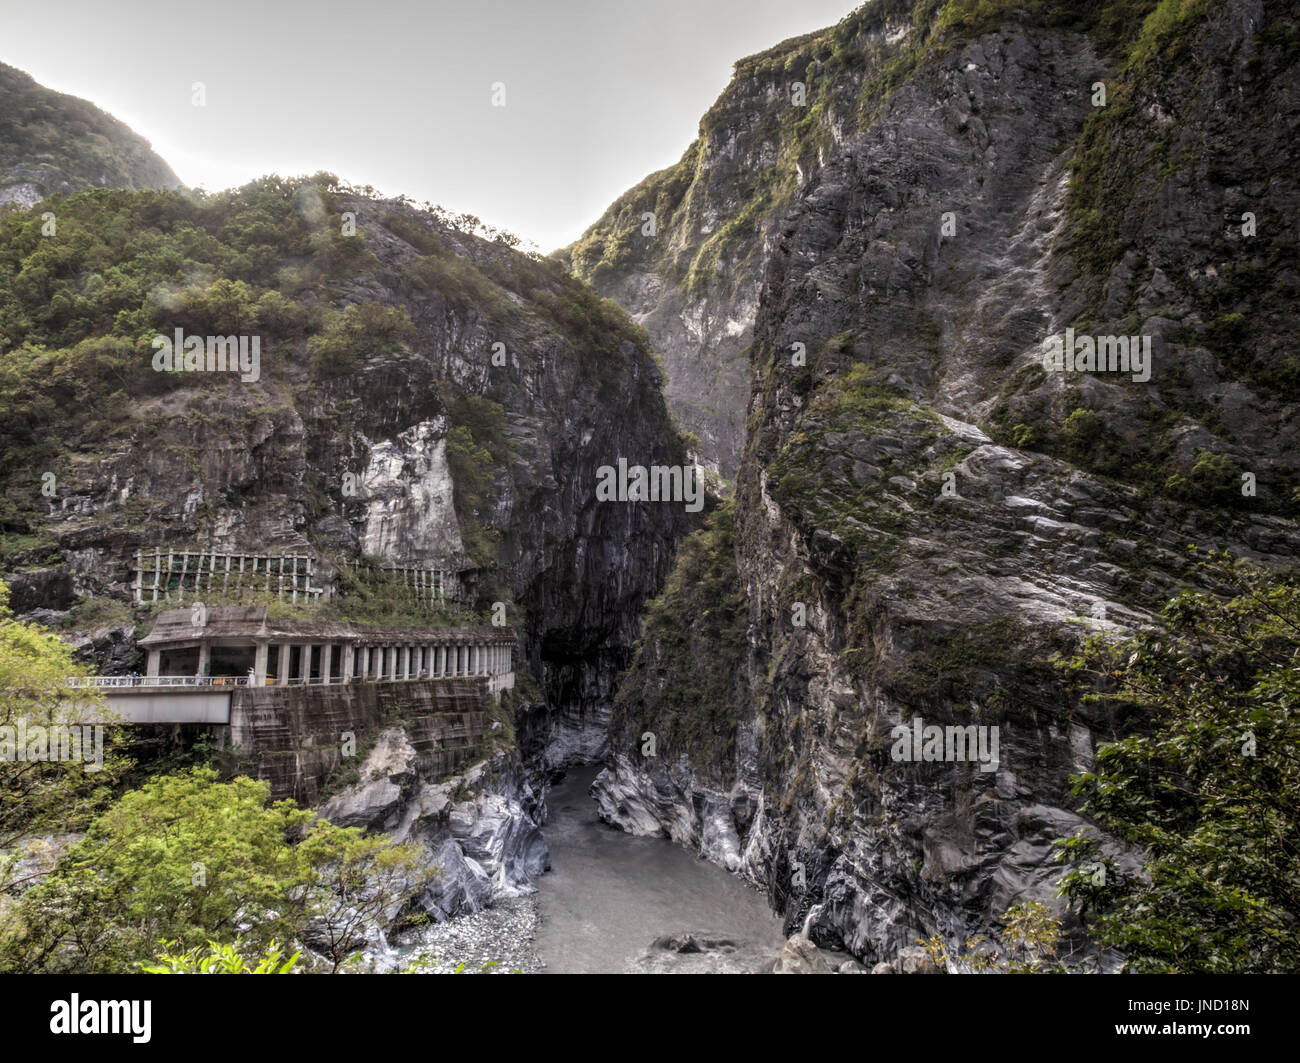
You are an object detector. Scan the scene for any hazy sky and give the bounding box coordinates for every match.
[3,0,856,251]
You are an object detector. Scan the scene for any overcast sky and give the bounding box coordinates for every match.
[3,0,857,251]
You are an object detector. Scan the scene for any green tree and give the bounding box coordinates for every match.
[295,820,435,973]
[1055,552,1300,972]
[2,768,312,972]
[307,301,415,375]
[0,580,128,890]
[1,766,435,974]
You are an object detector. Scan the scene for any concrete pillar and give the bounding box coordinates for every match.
[397,645,408,680]
[254,641,269,687]
[300,643,313,683]
[435,645,443,677]
[197,642,211,678]
[146,649,160,677]
[341,642,353,683]
[277,642,291,685]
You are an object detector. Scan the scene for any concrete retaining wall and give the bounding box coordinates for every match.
[214,678,493,804]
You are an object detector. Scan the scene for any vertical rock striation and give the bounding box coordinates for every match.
[591,0,1300,964]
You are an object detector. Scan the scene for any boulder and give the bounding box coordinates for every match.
[772,934,833,974]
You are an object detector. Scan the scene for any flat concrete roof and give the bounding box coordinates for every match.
[140,606,516,648]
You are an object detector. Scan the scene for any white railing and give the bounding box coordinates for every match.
[70,669,515,690]
[67,675,250,689]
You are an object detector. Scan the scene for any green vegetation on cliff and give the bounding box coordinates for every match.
[0,173,666,597]
[611,501,748,783]
[1056,553,1300,973]
[0,62,179,202]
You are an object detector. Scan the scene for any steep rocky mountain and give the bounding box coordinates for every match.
[0,175,691,766]
[587,0,1300,965]
[0,62,180,207]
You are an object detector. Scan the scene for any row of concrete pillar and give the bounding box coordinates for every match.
[268,640,511,685]
[144,640,512,687]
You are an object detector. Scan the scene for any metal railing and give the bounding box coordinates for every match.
[67,675,251,689]
[71,672,512,689]
[274,673,488,685]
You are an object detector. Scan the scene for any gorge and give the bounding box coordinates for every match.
[1,0,1298,978]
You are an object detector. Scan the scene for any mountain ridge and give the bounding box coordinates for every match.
[0,60,181,208]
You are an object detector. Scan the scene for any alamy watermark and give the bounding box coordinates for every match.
[595,458,703,512]
[151,329,261,382]
[1042,328,1151,382]
[0,719,104,772]
[890,716,999,773]
[50,995,150,1043]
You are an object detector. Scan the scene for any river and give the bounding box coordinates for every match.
[532,765,787,973]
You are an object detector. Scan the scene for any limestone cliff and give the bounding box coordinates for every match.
[590,0,1300,964]
[0,173,691,765]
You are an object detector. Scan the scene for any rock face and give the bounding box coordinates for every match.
[359,418,465,564]
[0,62,180,204]
[319,735,549,921]
[0,174,692,765]
[558,154,759,483]
[591,0,1300,967]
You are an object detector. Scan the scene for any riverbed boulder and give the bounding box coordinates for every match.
[772,934,833,975]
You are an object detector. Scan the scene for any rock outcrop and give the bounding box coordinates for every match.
[319,733,549,920]
[590,0,1300,967]
[0,173,693,766]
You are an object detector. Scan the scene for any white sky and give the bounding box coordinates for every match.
[2,0,857,251]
